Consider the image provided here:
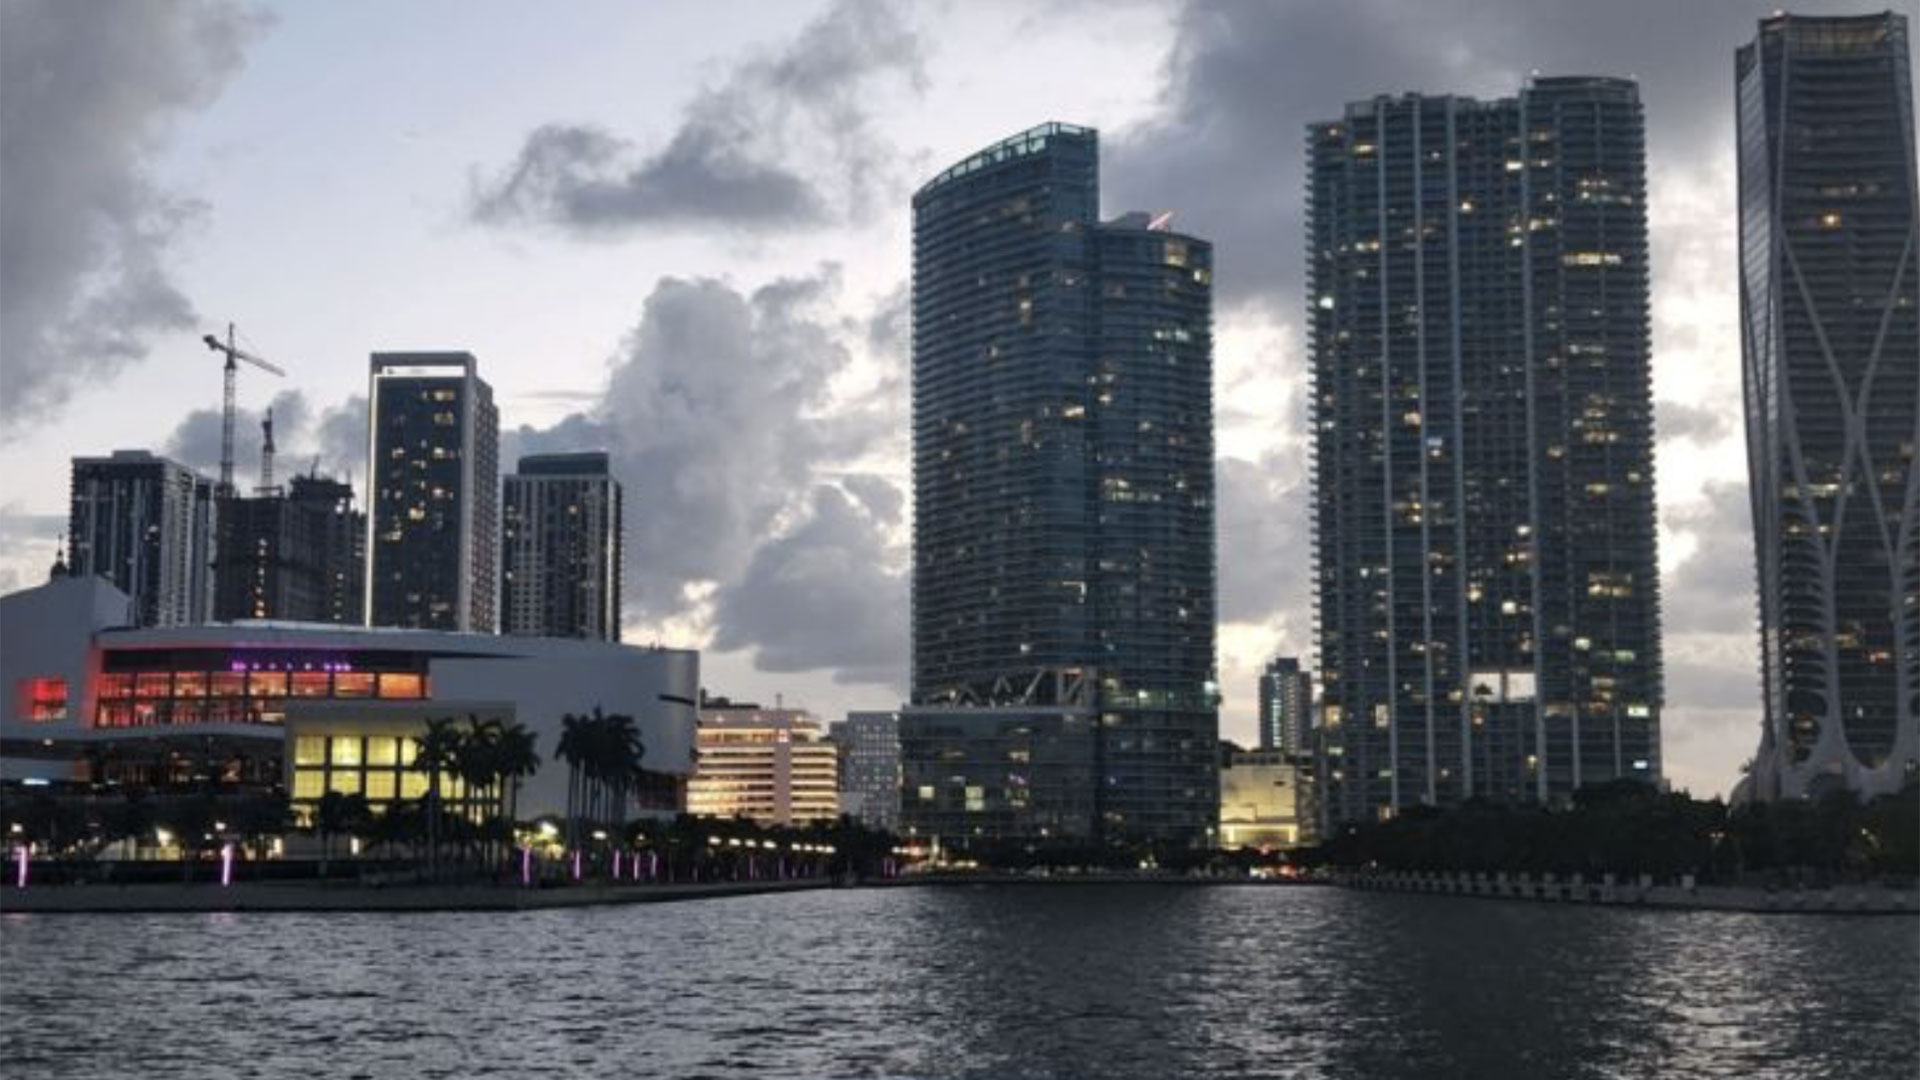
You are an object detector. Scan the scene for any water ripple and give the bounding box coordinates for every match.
[2,886,1915,1078]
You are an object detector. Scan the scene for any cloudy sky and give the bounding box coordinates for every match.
[3,0,1905,798]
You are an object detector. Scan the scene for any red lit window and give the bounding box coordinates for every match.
[289,672,329,698]
[97,674,132,700]
[378,673,425,699]
[26,678,67,721]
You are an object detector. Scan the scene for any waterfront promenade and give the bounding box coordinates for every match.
[8,868,1917,915]
[0,876,830,914]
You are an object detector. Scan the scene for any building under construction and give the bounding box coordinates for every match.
[211,474,365,625]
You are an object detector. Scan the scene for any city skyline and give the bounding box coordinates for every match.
[4,0,1914,799]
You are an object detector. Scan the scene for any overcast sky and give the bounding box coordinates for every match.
[3,0,1908,798]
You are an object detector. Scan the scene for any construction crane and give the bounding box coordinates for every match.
[200,323,285,498]
[258,408,276,495]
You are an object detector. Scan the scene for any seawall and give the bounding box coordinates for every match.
[1337,869,1920,915]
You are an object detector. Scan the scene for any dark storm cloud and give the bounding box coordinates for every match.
[711,483,907,685]
[471,0,923,234]
[0,0,266,431]
[1108,0,1892,311]
[504,268,905,685]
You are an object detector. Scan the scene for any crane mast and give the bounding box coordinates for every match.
[259,408,276,495]
[200,322,286,499]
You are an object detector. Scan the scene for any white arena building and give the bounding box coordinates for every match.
[0,576,698,821]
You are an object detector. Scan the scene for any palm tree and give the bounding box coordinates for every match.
[313,791,373,879]
[452,715,503,868]
[557,711,590,851]
[497,721,541,839]
[411,716,463,878]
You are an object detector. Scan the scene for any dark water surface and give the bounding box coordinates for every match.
[2,884,1915,1079]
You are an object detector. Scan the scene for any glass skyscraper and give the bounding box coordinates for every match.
[909,123,1218,847]
[67,450,216,627]
[501,451,623,641]
[1309,79,1663,825]
[365,353,500,632]
[1736,13,1919,801]
[1259,657,1312,756]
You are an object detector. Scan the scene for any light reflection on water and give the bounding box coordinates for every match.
[2,885,1914,1079]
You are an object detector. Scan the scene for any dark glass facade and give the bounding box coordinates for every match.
[1737,14,1919,800]
[1259,656,1312,755]
[1309,80,1663,825]
[212,475,365,624]
[501,452,623,640]
[910,123,1218,847]
[68,451,216,627]
[366,353,500,632]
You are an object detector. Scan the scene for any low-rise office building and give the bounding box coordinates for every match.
[689,699,839,826]
[1219,748,1310,851]
[832,711,902,832]
[899,704,1098,852]
[0,575,697,823]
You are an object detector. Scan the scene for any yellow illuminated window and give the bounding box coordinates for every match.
[248,671,287,698]
[333,673,375,698]
[400,772,428,799]
[294,736,326,766]
[331,736,362,767]
[173,672,207,698]
[364,772,397,801]
[327,771,362,795]
[293,769,325,799]
[367,738,399,767]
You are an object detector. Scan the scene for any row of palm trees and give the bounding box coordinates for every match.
[411,714,542,874]
[555,707,646,848]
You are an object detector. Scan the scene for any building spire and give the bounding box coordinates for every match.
[48,534,69,580]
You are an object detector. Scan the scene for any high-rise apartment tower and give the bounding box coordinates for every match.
[501,452,623,641]
[910,123,1218,847]
[365,353,500,632]
[1309,79,1664,824]
[1259,657,1313,756]
[67,450,216,627]
[1736,12,1919,800]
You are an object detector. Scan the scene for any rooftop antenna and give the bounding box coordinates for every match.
[200,323,286,498]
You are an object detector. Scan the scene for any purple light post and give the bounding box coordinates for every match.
[219,843,234,887]
[612,849,623,880]
[14,846,26,889]
[571,850,582,882]
[521,846,533,886]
